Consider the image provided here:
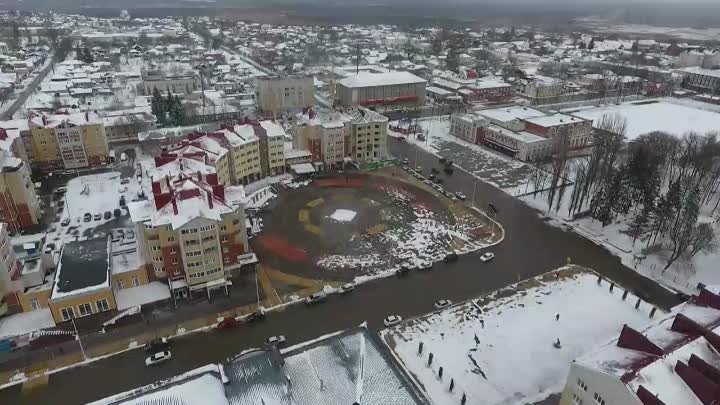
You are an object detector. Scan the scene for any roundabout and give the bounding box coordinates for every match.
[251,170,499,286]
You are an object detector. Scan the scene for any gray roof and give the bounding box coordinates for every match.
[53,237,110,297]
[225,327,427,405]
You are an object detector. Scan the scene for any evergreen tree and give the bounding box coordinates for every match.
[588,38,595,50]
[151,87,165,125]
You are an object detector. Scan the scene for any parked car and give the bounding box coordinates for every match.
[305,292,327,305]
[383,315,403,327]
[443,166,454,175]
[339,283,355,294]
[245,308,266,323]
[434,299,453,310]
[439,157,447,164]
[265,335,287,346]
[480,252,495,262]
[83,213,92,222]
[61,218,71,226]
[216,317,238,330]
[119,195,126,206]
[114,208,122,218]
[428,174,436,181]
[104,211,112,220]
[121,178,130,185]
[93,213,102,221]
[145,350,172,366]
[144,337,170,353]
[402,158,409,165]
[396,266,410,277]
[444,252,459,263]
[415,166,422,173]
[455,192,467,201]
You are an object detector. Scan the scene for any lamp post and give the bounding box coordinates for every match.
[71,317,86,361]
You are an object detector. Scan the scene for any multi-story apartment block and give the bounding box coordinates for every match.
[348,107,389,163]
[0,128,40,232]
[161,134,232,186]
[13,111,111,172]
[0,223,22,316]
[255,75,314,117]
[293,107,351,166]
[255,120,287,176]
[143,70,201,95]
[559,287,720,405]
[678,67,720,94]
[336,71,426,109]
[128,171,249,299]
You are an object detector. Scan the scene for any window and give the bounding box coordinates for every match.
[77,303,93,317]
[572,393,583,405]
[577,379,588,392]
[117,280,124,289]
[221,235,228,242]
[592,393,605,405]
[60,307,75,321]
[170,247,177,254]
[30,298,41,311]
[96,299,110,312]
[151,245,160,251]
[131,275,140,287]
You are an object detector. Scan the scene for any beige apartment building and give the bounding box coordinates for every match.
[255,75,314,117]
[0,223,22,316]
[348,107,389,163]
[160,134,232,187]
[25,112,110,172]
[0,128,41,232]
[128,171,250,299]
[293,107,352,166]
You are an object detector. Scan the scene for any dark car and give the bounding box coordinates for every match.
[396,266,410,277]
[119,195,126,207]
[104,211,112,220]
[439,157,447,164]
[444,252,459,263]
[93,213,102,221]
[114,208,122,218]
[245,308,266,323]
[144,337,170,354]
[83,213,92,222]
[443,166,454,175]
[431,167,439,174]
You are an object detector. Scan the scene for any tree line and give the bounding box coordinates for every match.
[150,87,186,127]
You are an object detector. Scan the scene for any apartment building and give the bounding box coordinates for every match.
[336,71,426,109]
[255,75,314,117]
[22,111,110,172]
[678,67,720,94]
[128,172,249,299]
[143,70,201,95]
[0,223,22,316]
[0,128,40,232]
[161,134,232,186]
[348,107,389,163]
[254,120,287,176]
[559,287,720,405]
[293,107,352,166]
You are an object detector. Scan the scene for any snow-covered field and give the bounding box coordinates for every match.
[382,267,656,405]
[569,100,720,140]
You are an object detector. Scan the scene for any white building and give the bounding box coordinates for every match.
[560,287,720,405]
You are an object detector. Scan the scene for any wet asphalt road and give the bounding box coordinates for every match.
[0,141,680,405]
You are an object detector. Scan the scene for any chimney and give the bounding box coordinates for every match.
[42,114,47,126]
[0,128,7,140]
[212,184,225,200]
[172,199,178,215]
[207,190,213,209]
[197,170,201,181]
[151,181,161,195]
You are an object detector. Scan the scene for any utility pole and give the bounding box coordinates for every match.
[255,265,260,307]
[71,317,86,361]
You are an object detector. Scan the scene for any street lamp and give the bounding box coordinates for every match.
[71,317,86,361]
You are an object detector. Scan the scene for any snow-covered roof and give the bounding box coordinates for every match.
[295,107,351,129]
[258,120,286,138]
[577,288,720,405]
[150,157,217,182]
[51,237,111,300]
[338,71,426,88]
[477,106,546,124]
[30,111,103,128]
[523,113,587,128]
[115,282,171,310]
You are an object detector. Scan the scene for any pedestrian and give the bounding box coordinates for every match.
[556,313,560,321]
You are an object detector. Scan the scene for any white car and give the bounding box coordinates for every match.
[455,192,467,201]
[480,252,495,262]
[383,315,403,327]
[434,299,453,310]
[305,292,327,305]
[145,350,172,366]
[265,335,287,346]
[339,283,355,293]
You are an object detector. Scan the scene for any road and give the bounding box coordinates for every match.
[0,56,55,120]
[0,142,680,405]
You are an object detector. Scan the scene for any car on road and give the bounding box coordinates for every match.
[245,308,266,323]
[83,213,92,222]
[145,350,172,366]
[305,292,327,305]
[443,166,454,175]
[265,335,287,347]
[119,195,126,207]
[415,166,422,173]
[216,317,238,330]
[383,315,403,327]
[455,192,467,201]
[428,174,436,182]
[434,299,452,310]
[61,218,71,226]
[145,337,170,353]
[402,158,409,165]
[339,283,355,293]
[104,211,112,220]
[396,266,410,277]
[93,213,102,221]
[439,157,447,164]
[114,208,122,218]
[480,252,495,262]
[444,252,459,263]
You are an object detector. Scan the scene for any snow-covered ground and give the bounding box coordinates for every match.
[0,308,55,339]
[329,209,357,222]
[245,186,277,209]
[382,267,656,405]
